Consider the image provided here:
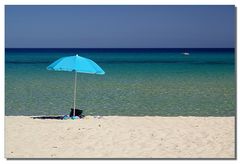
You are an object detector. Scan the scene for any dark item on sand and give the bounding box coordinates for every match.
[70,108,84,118]
[32,116,63,120]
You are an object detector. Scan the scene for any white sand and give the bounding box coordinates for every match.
[5,116,235,158]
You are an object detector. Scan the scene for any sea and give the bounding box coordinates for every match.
[5,48,236,116]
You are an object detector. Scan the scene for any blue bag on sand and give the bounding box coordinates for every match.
[71,116,79,120]
[63,115,70,120]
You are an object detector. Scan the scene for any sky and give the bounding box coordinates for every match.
[5,5,236,48]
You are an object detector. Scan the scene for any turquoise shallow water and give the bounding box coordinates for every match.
[5,49,236,116]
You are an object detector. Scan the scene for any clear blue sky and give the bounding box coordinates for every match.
[5,5,235,48]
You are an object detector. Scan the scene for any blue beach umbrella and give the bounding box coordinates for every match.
[47,54,105,116]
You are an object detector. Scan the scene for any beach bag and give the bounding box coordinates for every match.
[70,108,83,117]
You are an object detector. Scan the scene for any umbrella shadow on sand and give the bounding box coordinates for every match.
[31,116,64,120]
[31,109,85,120]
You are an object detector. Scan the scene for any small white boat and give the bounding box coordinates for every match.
[182,49,190,55]
[183,52,190,55]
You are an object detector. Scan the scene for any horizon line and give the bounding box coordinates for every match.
[5,47,235,49]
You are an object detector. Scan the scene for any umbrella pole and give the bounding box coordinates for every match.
[73,71,77,117]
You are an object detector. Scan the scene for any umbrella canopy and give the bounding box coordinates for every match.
[47,54,105,117]
[47,54,105,74]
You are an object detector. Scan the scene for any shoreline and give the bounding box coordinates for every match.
[5,115,236,117]
[5,116,235,158]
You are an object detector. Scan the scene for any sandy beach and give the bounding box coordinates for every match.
[5,116,235,159]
